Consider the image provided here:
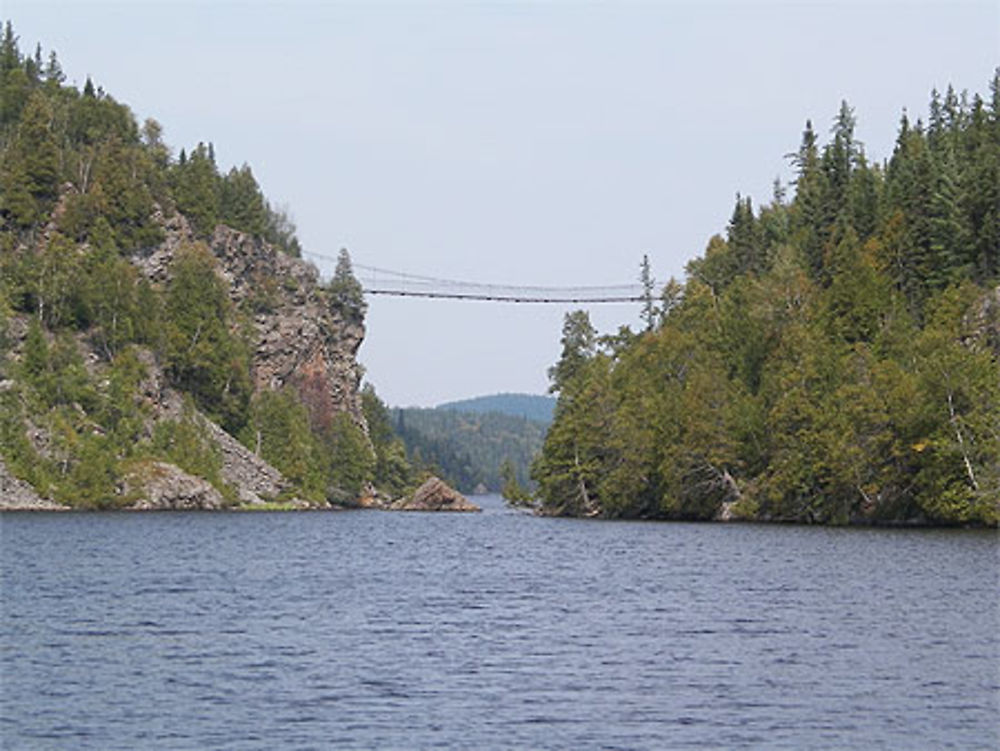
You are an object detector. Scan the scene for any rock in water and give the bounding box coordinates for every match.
[391,477,480,512]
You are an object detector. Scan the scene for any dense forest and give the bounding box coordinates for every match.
[534,76,1000,525]
[392,403,547,493]
[0,24,414,507]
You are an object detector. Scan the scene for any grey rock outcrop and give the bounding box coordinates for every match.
[129,215,372,507]
[390,476,480,512]
[136,217,367,431]
[137,349,289,506]
[965,283,1000,356]
[126,462,226,510]
[0,458,66,511]
[199,416,287,505]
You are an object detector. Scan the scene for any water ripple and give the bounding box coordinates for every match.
[2,499,998,750]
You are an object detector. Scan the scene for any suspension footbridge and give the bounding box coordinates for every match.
[303,252,646,304]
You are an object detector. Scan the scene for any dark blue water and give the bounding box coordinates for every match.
[2,495,998,750]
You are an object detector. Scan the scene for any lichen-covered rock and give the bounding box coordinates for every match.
[391,476,480,512]
[126,461,226,510]
[0,457,66,511]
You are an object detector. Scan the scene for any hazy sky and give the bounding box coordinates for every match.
[7,1,998,406]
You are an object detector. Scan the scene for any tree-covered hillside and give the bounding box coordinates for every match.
[393,405,547,494]
[0,23,411,508]
[534,77,1000,526]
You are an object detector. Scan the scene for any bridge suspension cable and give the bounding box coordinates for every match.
[303,251,645,303]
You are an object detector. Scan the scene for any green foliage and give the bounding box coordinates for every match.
[53,431,122,509]
[0,388,58,495]
[548,310,596,394]
[151,404,224,490]
[170,142,220,237]
[362,383,412,497]
[328,248,366,319]
[5,335,150,508]
[500,457,533,507]
[0,24,358,510]
[18,322,97,412]
[324,411,375,502]
[0,22,300,255]
[220,164,268,237]
[81,231,158,357]
[436,392,556,424]
[240,389,327,502]
[0,90,59,227]
[395,404,547,494]
[162,243,252,433]
[534,77,1000,526]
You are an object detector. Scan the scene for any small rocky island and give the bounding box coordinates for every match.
[389,476,480,513]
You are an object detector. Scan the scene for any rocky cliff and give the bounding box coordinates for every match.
[138,211,367,431]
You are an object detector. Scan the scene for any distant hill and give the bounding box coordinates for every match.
[437,393,556,425]
[391,398,550,494]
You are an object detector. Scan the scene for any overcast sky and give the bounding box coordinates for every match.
[7,1,998,406]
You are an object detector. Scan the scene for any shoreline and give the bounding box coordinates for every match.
[3,502,996,529]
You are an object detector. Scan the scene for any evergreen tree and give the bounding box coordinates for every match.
[328,248,366,318]
[171,142,220,236]
[788,119,828,279]
[220,164,268,237]
[547,310,596,394]
[0,91,60,227]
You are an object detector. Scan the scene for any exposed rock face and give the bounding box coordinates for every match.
[199,416,287,505]
[136,349,289,506]
[136,215,367,429]
[126,461,225,510]
[391,476,480,512]
[966,284,1000,357]
[0,458,66,511]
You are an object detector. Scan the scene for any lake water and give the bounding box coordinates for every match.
[1,495,997,750]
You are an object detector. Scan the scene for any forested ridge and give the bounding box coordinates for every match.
[392,404,547,494]
[0,24,414,508]
[437,393,556,424]
[534,76,1000,525]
